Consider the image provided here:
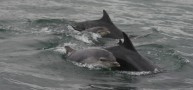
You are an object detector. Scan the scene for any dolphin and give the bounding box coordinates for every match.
[65,46,120,69]
[105,32,159,71]
[69,10,123,39]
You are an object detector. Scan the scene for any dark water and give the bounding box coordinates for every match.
[0,0,193,90]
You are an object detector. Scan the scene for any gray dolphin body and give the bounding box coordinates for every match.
[65,46,120,69]
[69,10,123,39]
[105,32,159,71]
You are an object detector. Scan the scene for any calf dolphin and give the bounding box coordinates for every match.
[65,46,120,69]
[105,32,158,71]
[69,10,123,39]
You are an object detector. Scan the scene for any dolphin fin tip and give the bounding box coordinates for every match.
[103,10,107,13]
[121,32,137,52]
[100,10,112,23]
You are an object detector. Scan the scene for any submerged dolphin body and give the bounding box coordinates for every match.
[69,10,123,39]
[106,32,158,71]
[65,46,120,69]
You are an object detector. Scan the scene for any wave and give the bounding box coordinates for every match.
[4,78,64,90]
[138,43,190,71]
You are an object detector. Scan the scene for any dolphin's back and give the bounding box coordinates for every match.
[75,20,123,39]
[106,46,157,71]
[69,10,123,39]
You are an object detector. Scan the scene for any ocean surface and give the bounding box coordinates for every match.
[0,0,193,90]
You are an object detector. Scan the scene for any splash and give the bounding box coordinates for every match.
[116,68,161,76]
[54,43,77,54]
[39,27,52,33]
[67,25,101,44]
[71,61,103,70]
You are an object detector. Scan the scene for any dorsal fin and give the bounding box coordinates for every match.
[100,10,112,24]
[121,32,137,52]
[65,46,75,56]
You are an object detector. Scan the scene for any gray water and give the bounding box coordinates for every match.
[0,0,193,90]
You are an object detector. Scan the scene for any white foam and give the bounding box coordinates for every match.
[67,25,101,44]
[54,43,77,54]
[118,71,152,76]
[67,25,81,34]
[74,34,93,44]
[40,27,52,33]
[67,25,92,43]
[91,33,102,41]
[116,68,161,76]
[71,61,102,70]
[54,46,67,54]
